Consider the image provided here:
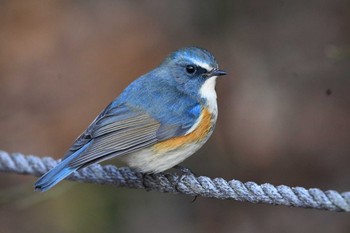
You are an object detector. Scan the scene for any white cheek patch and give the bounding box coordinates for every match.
[199,77,218,113]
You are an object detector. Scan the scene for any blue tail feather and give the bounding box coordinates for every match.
[34,142,91,192]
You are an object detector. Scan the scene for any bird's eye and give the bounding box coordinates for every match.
[186,65,196,74]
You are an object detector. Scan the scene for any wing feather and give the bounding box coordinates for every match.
[65,104,164,168]
[62,101,200,169]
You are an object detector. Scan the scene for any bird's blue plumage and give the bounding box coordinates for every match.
[34,46,226,191]
[116,72,202,135]
[34,142,92,191]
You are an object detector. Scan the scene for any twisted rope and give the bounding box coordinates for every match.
[0,150,349,212]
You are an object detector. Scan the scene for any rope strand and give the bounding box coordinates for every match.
[0,150,349,212]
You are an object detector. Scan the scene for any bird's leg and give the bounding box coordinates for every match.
[141,172,153,192]
[173,165,197,177]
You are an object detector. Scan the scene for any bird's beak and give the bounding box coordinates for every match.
[207,69,227,77]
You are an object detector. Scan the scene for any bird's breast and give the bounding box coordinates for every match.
[154,107,214,153]
[123,107,217,173]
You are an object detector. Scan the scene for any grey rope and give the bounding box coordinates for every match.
[0,150,349,212]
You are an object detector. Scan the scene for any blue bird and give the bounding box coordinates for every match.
[34,47,226,191]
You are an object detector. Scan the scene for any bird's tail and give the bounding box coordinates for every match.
[34,143,90,192]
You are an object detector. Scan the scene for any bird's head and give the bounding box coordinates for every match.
[160,47,226,110]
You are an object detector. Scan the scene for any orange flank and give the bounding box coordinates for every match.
[154,108,212,153]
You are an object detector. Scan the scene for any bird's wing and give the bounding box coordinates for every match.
[63,103,191,168]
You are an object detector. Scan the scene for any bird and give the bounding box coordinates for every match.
[34,46,226,191]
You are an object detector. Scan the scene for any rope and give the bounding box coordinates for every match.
[0,150,349,212]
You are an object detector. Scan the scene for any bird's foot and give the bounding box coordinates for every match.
[141,172,153,192]
[172,165,197,177]
[173,165,198,203]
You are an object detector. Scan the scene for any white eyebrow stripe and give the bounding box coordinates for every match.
[189,59,213,71]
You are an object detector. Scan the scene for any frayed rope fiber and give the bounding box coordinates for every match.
[0,150,349,212]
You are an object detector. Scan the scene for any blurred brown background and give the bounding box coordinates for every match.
[1,1,350,232]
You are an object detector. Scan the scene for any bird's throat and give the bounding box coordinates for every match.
[199,77,218,114]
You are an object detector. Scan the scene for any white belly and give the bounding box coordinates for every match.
[122,141,206,173]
